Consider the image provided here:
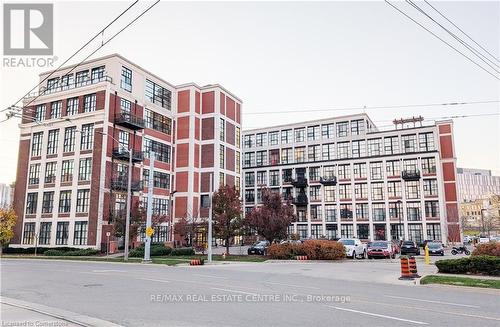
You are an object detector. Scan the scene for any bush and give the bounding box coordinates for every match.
[435,255,500,276]
[129,244,172,257]
[129,247,144,257]
[267,240,344,260]
[44,248,99,257]
[3,247,82,254]
[170,247,195,256]
[472,242,500,257]
[44,250,66,256]
[267,243,304,259]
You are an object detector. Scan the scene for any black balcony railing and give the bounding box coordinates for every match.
[402,170,421,181]
[111,178,142,192]
[283,176,294,184]
[112,147,143,163]
[292,194,308,206]
[291,177,308,188]
[320,176,337,186]
[115,113,145,130]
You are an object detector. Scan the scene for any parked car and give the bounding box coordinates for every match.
[339,238,367,259]
[247,241,269,255]
[426,242,444,256]
[280,239,302,245]
[400,241,421,255]
[367,241,396,259]
[391,240,400,254]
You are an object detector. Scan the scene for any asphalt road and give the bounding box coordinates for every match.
[1,259,499,327]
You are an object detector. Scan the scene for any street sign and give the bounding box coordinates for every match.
[106,232,111,237]
[146,227,154,237]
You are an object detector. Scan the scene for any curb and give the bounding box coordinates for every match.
[0,297,123,327]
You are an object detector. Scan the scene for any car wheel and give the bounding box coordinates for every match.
[363,250,367,259]
[441,253,444,256]
[391,253,396,259]
[352,251,356,259]
[368,255,372,259]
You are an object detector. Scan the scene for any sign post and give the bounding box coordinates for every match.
[208,173,213,263]
[143,152,155,263]
[425,245,430,265]
[106,231,111,257]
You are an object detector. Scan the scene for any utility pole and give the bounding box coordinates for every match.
[124,147,133,261]
[168,190,177,243]
[208,173,213,263]
[143,152,154,263]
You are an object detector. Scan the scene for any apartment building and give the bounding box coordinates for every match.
[242,114,460,244]
[11,54,242,249]
[457,168,500,202]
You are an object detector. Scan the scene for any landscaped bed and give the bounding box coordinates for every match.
[420,275,500,289]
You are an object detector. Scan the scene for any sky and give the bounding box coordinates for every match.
[0,0,499,185]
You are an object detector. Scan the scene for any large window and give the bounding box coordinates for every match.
[39,222,52,245]
[75,70,88,87]
[83,94,96,112]
[245,172,255,187]
[371,182,384,200]
[407,202,421,221]
[372,203,386,221]
[338,184,351,199]
[280,148,292,164]
[80,123,94,150]
[235,152,241,173]
[354,183,368,199]
[59,190,72,213]
[426,224,441,241]
[384,136,399,155]
[143,138,171,163]
[28,163,40,185]
[66,97,78,116]
[294,128,305,142]
[245,190,255,203]
[309,167,320,181]
[389,201,403,220]
[340,204,353,220]
[351,119,364,135]
[61,160,74,182]
[353,163,367,179]
[387,181,402,197]
[337,164,351,180]
[324,185,335,202]
[47,129,59,155]
[121,66,132,92]
[220,119,226,142]
[351,140,365,158]
[325,205,336,222]
[256,171,267,186]
[401,134,417,153]
[405,181,420,199]
[50,101,62,119]
[31,132,43,156]
[367,138,382,157]
[236,127,241,148]
[145,79,172,110]
[143,169,170,189]
[26,193,38,214]
[61,74,74,90]
[307,125,320,141]
[56,222,69,245]
[256,133,266,147]
[421,157,437,174]
[76,189,90,213]
[91,66,105,81]
[74,221,88,245]
[425,201,439,218]
[78,158,92,181]
[269,170,280,186]
[423,179,438,196]
[22,222,36,244]
[322,123,334,139]
[220,145,225,168]
[337,142,350,159]
[310,186,321,201]
[145,109,172,134]
[341,224,354,238]
[295,147,305,163]
[356,204,369,220]
[244,135,254,148]
[256,150,267,166]
[322,143,335,160]
[35,104,46,122]
[336,122,349,137]
[308,145,320,162]
[42,191,54,213]
[63,126,76,152]
[419,132,435,151]
[45,162,57,183]
[310,205,322,220]
[370,162,383,180]
[244,152,255,167]
[281,129,292,144]
[386,160,400,177]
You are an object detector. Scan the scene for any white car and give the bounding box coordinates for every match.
[339,238,367,259]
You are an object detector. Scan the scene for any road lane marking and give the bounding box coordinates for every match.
[91,269,125,273]
[193,274,228,279]
[211,287,259,296]
[138,278,170,283]
[326,306,428,325]
[263,281,320,290]
[384,295,480,308]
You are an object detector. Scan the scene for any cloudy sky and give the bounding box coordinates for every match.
[1,0,499,184]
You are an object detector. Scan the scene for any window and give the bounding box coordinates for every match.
[425,201,439,218]
[384,136,399,155]
[356,204,369,220]
[61,160,74,182]
[256,133,266,147]
[245,172,255,187]
[35,104,46,122]
[143,138,171,163]
[56,222,69,245]
[50,101,62,119]
[236,127,241,148]
[407,202,421,221]
[387,181,402,197]
[325,205,337,222]
[66,97,78,116]
[309,167,320,181]
[235,152,241,174]
[45,162,57,183]
[59,190,72,213]
[423,179,438,196]
[74,221,88,245]
[370,162,383,180]
[337,142,350,159]
[372,203,386,221]
[244,152,255,168]
[405,181,420,199]
[26,193,38,214]
[145,79,172,110]
[245,190,255,203]
[22,222,36,244]
[91,66,105,81]
[367,138,382,157]
[31,132,43,156]
[143,109,172,135]
[78,158,92,181]
[421,157,436,174]
[46,129,59,155]
[337,122,349,137]
[310,205,322,220]
[357,224,369,239]
[341,224,354,238]
[351,140,365,158]
[310,186,321,201]
[220,119,226,141]
[47,77,59,92]
[354,183,368,199]
[401,134,417,153]
[61,74,74,90]
[337,164,351,180]
[220,145,225,169]
[143,169,170,189]
[63,126,76,152]
[75,70,88,86]
[324,185,335,202]
[256,150,267,166]
[353,163,367,179]
[83,94,96,112]
[281,129,292,144]
[39,222,52,245]
[269,170,280,186]
[28,163,40,184]
[371,182,384,200]
[322,143,335,160]
[307,125,320,141]
[76,189,90,212]
[338,184,351,199]
[426,224,441,241]
[244,135,254,148]
[351,119,364,135]
[42,192,54,213]
[419,132,435,151]
[389,202,403,220]
[121,66,132,92]
[340,204,353,220]
[219,172,225,186]
[386,160,400,177]
[80,123,94,150]
[295,147,306,163]
[403,159,418,172]
[308,145,320,162]
[322,123,334,139]
[281,148,292,164]
[266,131,278,146]
[294,128,305,142]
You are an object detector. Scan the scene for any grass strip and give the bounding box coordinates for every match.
[420,275,500,289]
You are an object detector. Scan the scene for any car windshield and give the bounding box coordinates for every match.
[370,242,388,248]
[403,241,414,246]
[428,243,442,249]
[340,239,355,245]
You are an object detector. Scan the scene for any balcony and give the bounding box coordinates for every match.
[291,177,308,188]
[292,194,308,206]
[320,176,337,186]
[111,178,142,192]
[402,170,421,181]
[24,76,113,99]
[112,147,143,163]
[115,113,145,130]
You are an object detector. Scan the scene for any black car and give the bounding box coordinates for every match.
[400,241,420,255]
[426,242,444,256]
[247,241,269,255]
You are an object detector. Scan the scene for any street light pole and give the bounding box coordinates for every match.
[168,190,177,243]
[143,152,154,263]
[123,146,133,261]
[396,200,403,241]
[208,173,213,263]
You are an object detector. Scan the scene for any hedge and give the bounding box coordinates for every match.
[44,248,99,256]
[170,247,195,256]
[267,240,344,260]
[472,242,500,257]
[435,255,500,276]
[3,247,84,254]
[129,244,172,257]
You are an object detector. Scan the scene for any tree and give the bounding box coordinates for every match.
[174,216,207,247]
[244,188,295,244]
[0,207,17,254]
[112,202,144,247]
[212,185,242,255]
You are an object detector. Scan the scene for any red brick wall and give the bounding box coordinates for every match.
[88,127,103,246]
[176,143,189,167]
[201,144,214,168]
[12,139,30,244]
[175,196,188,218]
[202,117,214,140]
[226,147,235,172]
[175,171,189,192]
[220,93,225,115]
[195,91,200,114]
[194,143,200,168]
[236,103,241,124]
[439,135,454,159]
[194,117,200,141]
[177,116,190,139]
[202,91,214,114]
[200,172,211,193]
[442,162,456,181]
[226,122,235,145]
[178,90,190,113]
[226,174,235,187]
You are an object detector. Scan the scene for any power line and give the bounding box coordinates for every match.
[385,0,500,80]
[244,99,500,115]
[423,0,500,64]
